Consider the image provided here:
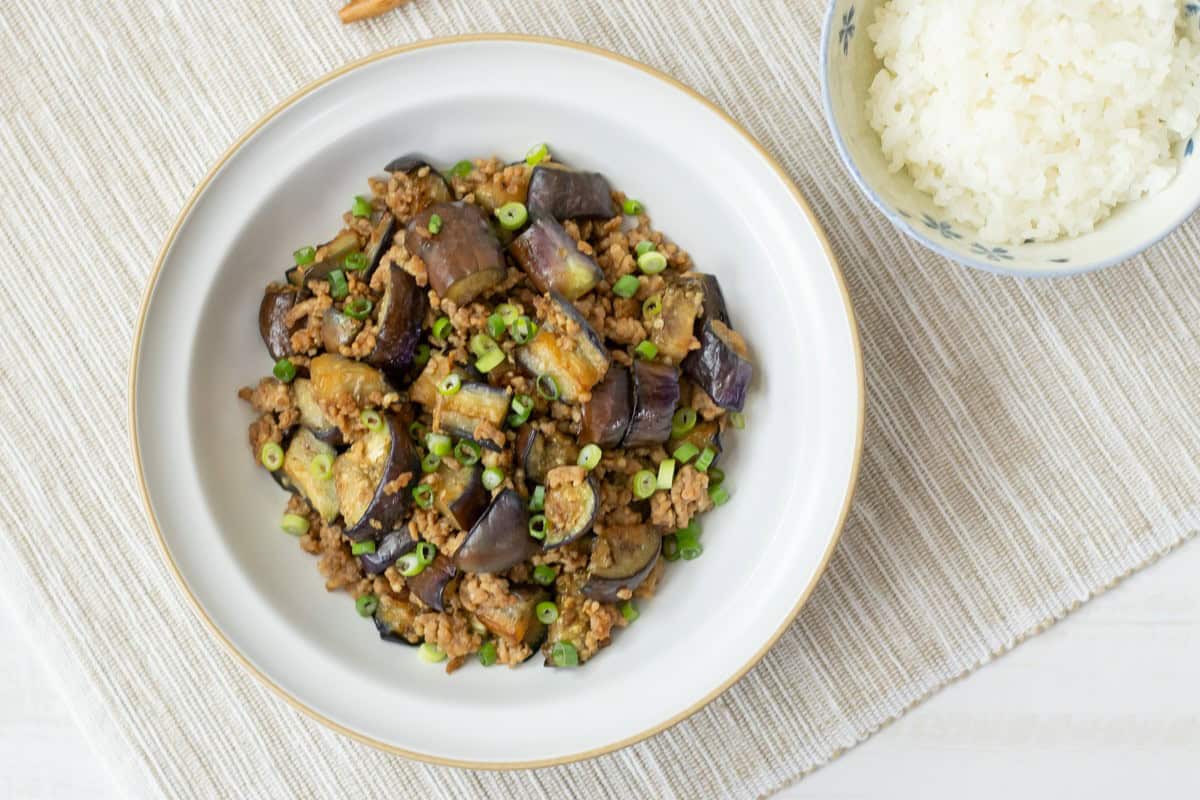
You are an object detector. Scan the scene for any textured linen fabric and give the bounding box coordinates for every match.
[2,1,1200,797]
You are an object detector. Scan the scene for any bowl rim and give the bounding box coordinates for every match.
[128,33,865,770]
[819,1,1200,278]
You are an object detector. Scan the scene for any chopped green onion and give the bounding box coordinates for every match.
[432,316,452,340]
[421,452,441,473]
[496,303,520,325]
[343,251,369,272]
[356,593,378,617]
[662,534,680,561]
[671,407,697,436]
[418,642,447,663]
[612,274,640,298]
[408,421,427,442]
[532,564,557,586]
[482,466,505,490]
[708,467,726,486]
[536,601,559,624]
[676,523,702,560]
[280,513,310,536]
[508,393,534,427]
[428,213,443,235]
[360,408,384,432]
[695,446,716,472]
[632,469,657,499]
[528,485,546,512]
[729,411,746,429]
[437,373,462,396]
[449,159,473,178]
[343,296,373,320]
[578,443,602,471]
[637,250,668,275]
[635,240,656,257]
[642,293,663,318]
[550,641,579,667]
[470,333,498,358]
[415,541,437,566]
[328,269,348,300]
[622,198,644,215]
[495,201,529,231]
[657,458,676,490]
[672,442,700,463]
[397,552,425,576]
[351,540,376,555]
[293,245,316,266]
[454,439,481,465]
[528,513,548,540]
[272,358,297,383]
[309,452,333,480]
[478,640,498,666]
[511,315,538,344]
[476,348,505,373]
[486,313,507,339]
[620,601,639,623]
[352,195,373,218]
[709,484,731,506]
[411,484,434,509]
[525,142,549,167]
[536,373,559,401]
[413,343,431,367]
[426,433,452,457]
[634,340,658,360]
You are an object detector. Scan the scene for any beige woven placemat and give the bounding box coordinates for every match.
[3,1,1200,797]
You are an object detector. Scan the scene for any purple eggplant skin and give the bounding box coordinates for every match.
[651,278,705,363]
[621,361,681,448]
[383,155,453,212]
[366,263,427,376]
[258,283,299,360]
[320,308,363,354]
[474,585,550,650]
[292,378,344,447]
[683,319,752,412]
[582,524,662,603]
[526,166,614,220]
[579,364,632,448]
[691,273,730,328]
[434,462,489,531]
[362,212,397,279]
[515,425,579,485]
[543,469,600,549]
[334,413,421,541]
[405,202,506,305]
[373,593,421,646]
[454,489,540,574]
[406,555,457,612]
[360,529,417,575]
[508,213,604,300]
[514,292,610,402]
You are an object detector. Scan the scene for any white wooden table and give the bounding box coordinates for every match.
[3,540,1198,799]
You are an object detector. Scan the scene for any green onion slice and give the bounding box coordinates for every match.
[671,407,697,436]
[631,469,657,499]
[709,484,731,506]
[432,316,452,340]
[328,269,348,300]
[657,458,676,490]
[414,343,431,367]
[425,433,452,457]
[411,484,434,510]
[352,195,373,218]
[676,524,702,560]
[622,198,644,215]
[421,452,441,473]
[415,541,437,566]
[418,642,447,663]
[360,408,384,432]
[525,142,549,167]
[536,373,559,401]
[355,593,378,617]
[495,201,529,231]
[550,641,579,667]
[486,313,507,339]
[453,439,481,466]
[351,540,376,555]
[634,340,658,360]
[708,466,726,486]
[343,296,373,320]
[637,250,668,275]
[272,358,297,383]
[642,294,663,318]
[510,316,538,344]
[528,485,545,512]
[397,552,425,576]
[536,601,559,624]
[729,411,746,430]
[309,452,334,480]
[635,240,656,257]
[280,513,310,536]
[532,564,557,586]
[620,601,639,623]
[449,159,473,178]
[612,274,640,298]
[478,640,498,666]
[528,513,548,540]
[482,466,505,491]
[343,251,369,272]
[495,303,520,325]
[507,393,534,427]
[470,333,498,358]
[476,348,505,374]
[428,213,443,235]
[662,534,680,561]
[694,446,716,472]
[577,443,602,471]
[672,442,700,463]
[437,373,462,396]
[408,421,427,442]
[293,245,316,266]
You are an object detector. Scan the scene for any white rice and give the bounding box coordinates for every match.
[866,0,1200,244]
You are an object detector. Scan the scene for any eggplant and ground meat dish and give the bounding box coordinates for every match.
[239,145,753,671]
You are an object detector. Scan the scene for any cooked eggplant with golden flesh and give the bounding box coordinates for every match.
[319,230,362,261]
[360,529,416,575]
[579,364,632,448]
[622,361,681,448]
[320,309,363,355]
[582,524,661,602]
[472,164,531,215]
[282,428,340,523]
[309,353,392,408]
[333,413,420,541]
[542,601,593,667]
[683,319,752,412]
[454,489,540,574]
[373,592,421,645]
[292,378,343,446]
[515,425,579,485]
[526,166,614,220]
[362,212,397,278]
[409,358,510,441]
[258,284,300,360]
[543,467,599,549]
[434,462,489,531]
[692,272,730,328]
[405,202,506,305]
[383,155,453,214]
[650,277,705,363]
[515,292,610,402]
[474,584,550,649]
[407,555,456,612]
[508,214,604,300]
[284,265,306,289]
[668,419,722,459]
[366,264,426,376]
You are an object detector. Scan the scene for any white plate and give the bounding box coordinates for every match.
[130,35,863,768]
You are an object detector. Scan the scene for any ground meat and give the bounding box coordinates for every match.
[245,413,282,455]
[408,508,462,554]
[649,465,711,529]
[550,594,621,662]
[458,573,515,613]
[239,377,294,416]
[691,384,724,420]
[494,637,532,667]
[605,315,646,345]
[633,558,665,599]
[413,611,480,661]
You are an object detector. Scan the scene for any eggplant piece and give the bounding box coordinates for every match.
[282,428,340,523]
[292,378,343,446]
[514,292,610,402]
[309,353,392,407]
[472,165,532,215]
[692,273,730,328]
[373,592,421,646]
[258,284,300,360]
[407,555,456,612]
[320,309,363,355]
[543,467,599,549]
[319,230,362,261]
[360,529,416,575]
[474,585,550,651]
[405,202,506,305]
[515,426,579,485]
[362,212,398,279]
[621,361,681,448]
[526,166,614,220]
[284,265,306,288]
[579,364,632,448]
[366,264,427,375]
[333,413,420,541]
[582,524,662,602]
[454,489,540,574]
[667,419,722,460]
[383,155,454,213]
[508,213,604,300]
[650,278,705,363]
[682,319,752,412]
[434,462,489,531]
[410,359,510,442]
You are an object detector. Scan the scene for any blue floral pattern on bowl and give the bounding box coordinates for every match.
[820,0,1200,276]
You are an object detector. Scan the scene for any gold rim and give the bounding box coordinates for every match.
[128,34,865,771]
